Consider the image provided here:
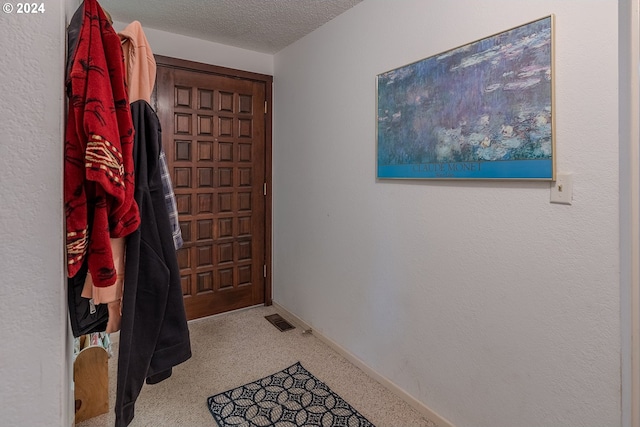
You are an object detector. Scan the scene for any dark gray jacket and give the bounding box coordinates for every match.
[115,100,192,427]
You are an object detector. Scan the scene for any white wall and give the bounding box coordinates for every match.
[113,21,274,76]
[0,1,71,425]
[273,1,622,427]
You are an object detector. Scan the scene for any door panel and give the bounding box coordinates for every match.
[156,64,267,320]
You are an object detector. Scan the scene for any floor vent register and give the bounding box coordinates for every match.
[264,314,295,332]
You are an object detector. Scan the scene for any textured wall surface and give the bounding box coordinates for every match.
[273,1,621,426]
[0,2,69,425]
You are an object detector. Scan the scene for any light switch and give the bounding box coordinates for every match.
[550,172,573,205]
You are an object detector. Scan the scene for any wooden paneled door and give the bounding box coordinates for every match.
[155,56,272,320]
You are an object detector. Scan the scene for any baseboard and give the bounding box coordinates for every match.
[187,304,265,325]
[272,301,455,427]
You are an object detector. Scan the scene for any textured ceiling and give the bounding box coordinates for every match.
[100,0,363,54]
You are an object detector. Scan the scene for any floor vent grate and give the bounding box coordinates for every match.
[265,314,295,332]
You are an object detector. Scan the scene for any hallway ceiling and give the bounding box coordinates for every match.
[100,0,363,54]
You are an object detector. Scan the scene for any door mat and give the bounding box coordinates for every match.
[207,362,375,427]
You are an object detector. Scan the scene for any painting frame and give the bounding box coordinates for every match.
[376,15,555,180]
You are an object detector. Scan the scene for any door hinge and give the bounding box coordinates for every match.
[264,101,267,114]
[263,182,267,196]
[263,265,267,277]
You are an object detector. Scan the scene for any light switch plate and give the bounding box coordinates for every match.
[550,172,573,205]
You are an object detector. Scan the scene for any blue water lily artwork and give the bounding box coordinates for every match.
[377,16,554,180]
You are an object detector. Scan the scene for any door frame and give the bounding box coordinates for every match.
[630,1,640,422]
[620,1,640,426]
[154,55,273,306]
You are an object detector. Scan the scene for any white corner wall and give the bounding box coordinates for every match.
[112,21,274,76]
[273,1,621,427]
[0,1,70,426]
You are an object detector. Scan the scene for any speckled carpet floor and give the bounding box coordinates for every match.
[78,305,437,427]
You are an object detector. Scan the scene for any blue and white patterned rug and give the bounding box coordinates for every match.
[207,362,375,427]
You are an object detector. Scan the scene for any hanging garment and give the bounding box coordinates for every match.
[67,260,109,337]
[114,98,192,427]
[79,237,126,333]
[119,21,183,250]
[159,149,184,250]
[65,0,139,336]
[64,0,140,288]
[119,20,155,105]
[114,21,191,427]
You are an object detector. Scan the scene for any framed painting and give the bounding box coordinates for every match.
[376,15,555,180]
